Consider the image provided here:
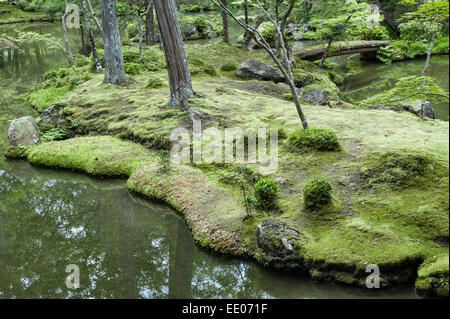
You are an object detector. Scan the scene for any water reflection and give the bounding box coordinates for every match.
[0,164,417,299]
[337,55,449,121]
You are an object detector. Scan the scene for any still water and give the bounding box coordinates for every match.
[1,21,440,298]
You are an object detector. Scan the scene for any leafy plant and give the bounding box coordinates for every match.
[289,127,341,152]
[253,177,280,209]
[303,177,333,211]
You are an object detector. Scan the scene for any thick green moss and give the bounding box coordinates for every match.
[26,136,153,177]
[360,151,446,187]
[416,254,449,297]
[303,177,333,211]
[4,145,34,159]
[28,86,71,113]
[289,127,342,152]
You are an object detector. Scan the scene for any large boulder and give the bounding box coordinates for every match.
[256,219,303,269]
[303,89,330,105]
[8,116,40,147]
[237,60,285,83]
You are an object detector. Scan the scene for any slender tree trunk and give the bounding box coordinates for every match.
[101,0,127,85]
[374,0,400,36]
[81,0,102,70]
[86,0,104,36]
[422,33,436,76]
[213,0,309,129]
[154,0,193,109]
[320,37,333,68]
[62,1,75,65]
[220,0,229,43]
[145,0,155,45]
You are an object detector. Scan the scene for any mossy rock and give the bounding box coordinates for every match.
[256,219,304,269]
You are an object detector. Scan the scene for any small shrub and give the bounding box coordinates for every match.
[124,62,145,76]
[303,177,333,210]
[146,77,164,89]
[159,150,171,172]
[254,177,280,208]
[41,127,69,142]
[284,93,294,100]
[289,127,341,152]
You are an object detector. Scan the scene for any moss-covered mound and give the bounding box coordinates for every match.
[8,40,448,298]
[416,254,449,297]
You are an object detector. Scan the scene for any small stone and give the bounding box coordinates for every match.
[303,90,330,105]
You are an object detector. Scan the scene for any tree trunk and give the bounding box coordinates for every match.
[101,0,127,85]
[422,33,436,76]
[374,0,400,36]
[145,0,155,45]
[81,0,102,70]
[220,0,229,43]
[62,1,75,65]
[154,0,193,109]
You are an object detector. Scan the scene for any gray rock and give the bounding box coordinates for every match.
[237,60,285,83]
[399,100,436,119]
[419,100,436,119]
[256,219,303,269]
[8,116,40,147]
[39,104,64,129]
[183,26,199,40]
[274,177,287,186]
[303,90,330,105]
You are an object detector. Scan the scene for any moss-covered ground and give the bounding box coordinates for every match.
[5,41,449,298]
[0,2,52,24]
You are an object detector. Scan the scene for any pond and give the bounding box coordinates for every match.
[1,21,442,299]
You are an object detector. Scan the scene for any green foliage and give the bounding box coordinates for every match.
[432,36,450,54]
[42,0,64,19]
[124,62,145,76]
[289,127,341,152]
[146,77,164,89]
[41,127,69,142]
[305,0,390,41]
[376,41,429,63]
[303,177,333,210]
[181,4,202,13]
[253,177,280,209]
[127,23,139,39]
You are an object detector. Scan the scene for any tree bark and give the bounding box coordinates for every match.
[374,0,400,36]
[422,33,436,76]
[81,0,102,70]
[220,0,229,43]
[145,0,155,45]
[101,0,127,85]
[154,0,193,109]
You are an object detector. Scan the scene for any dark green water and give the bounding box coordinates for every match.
[0,22,431,299]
